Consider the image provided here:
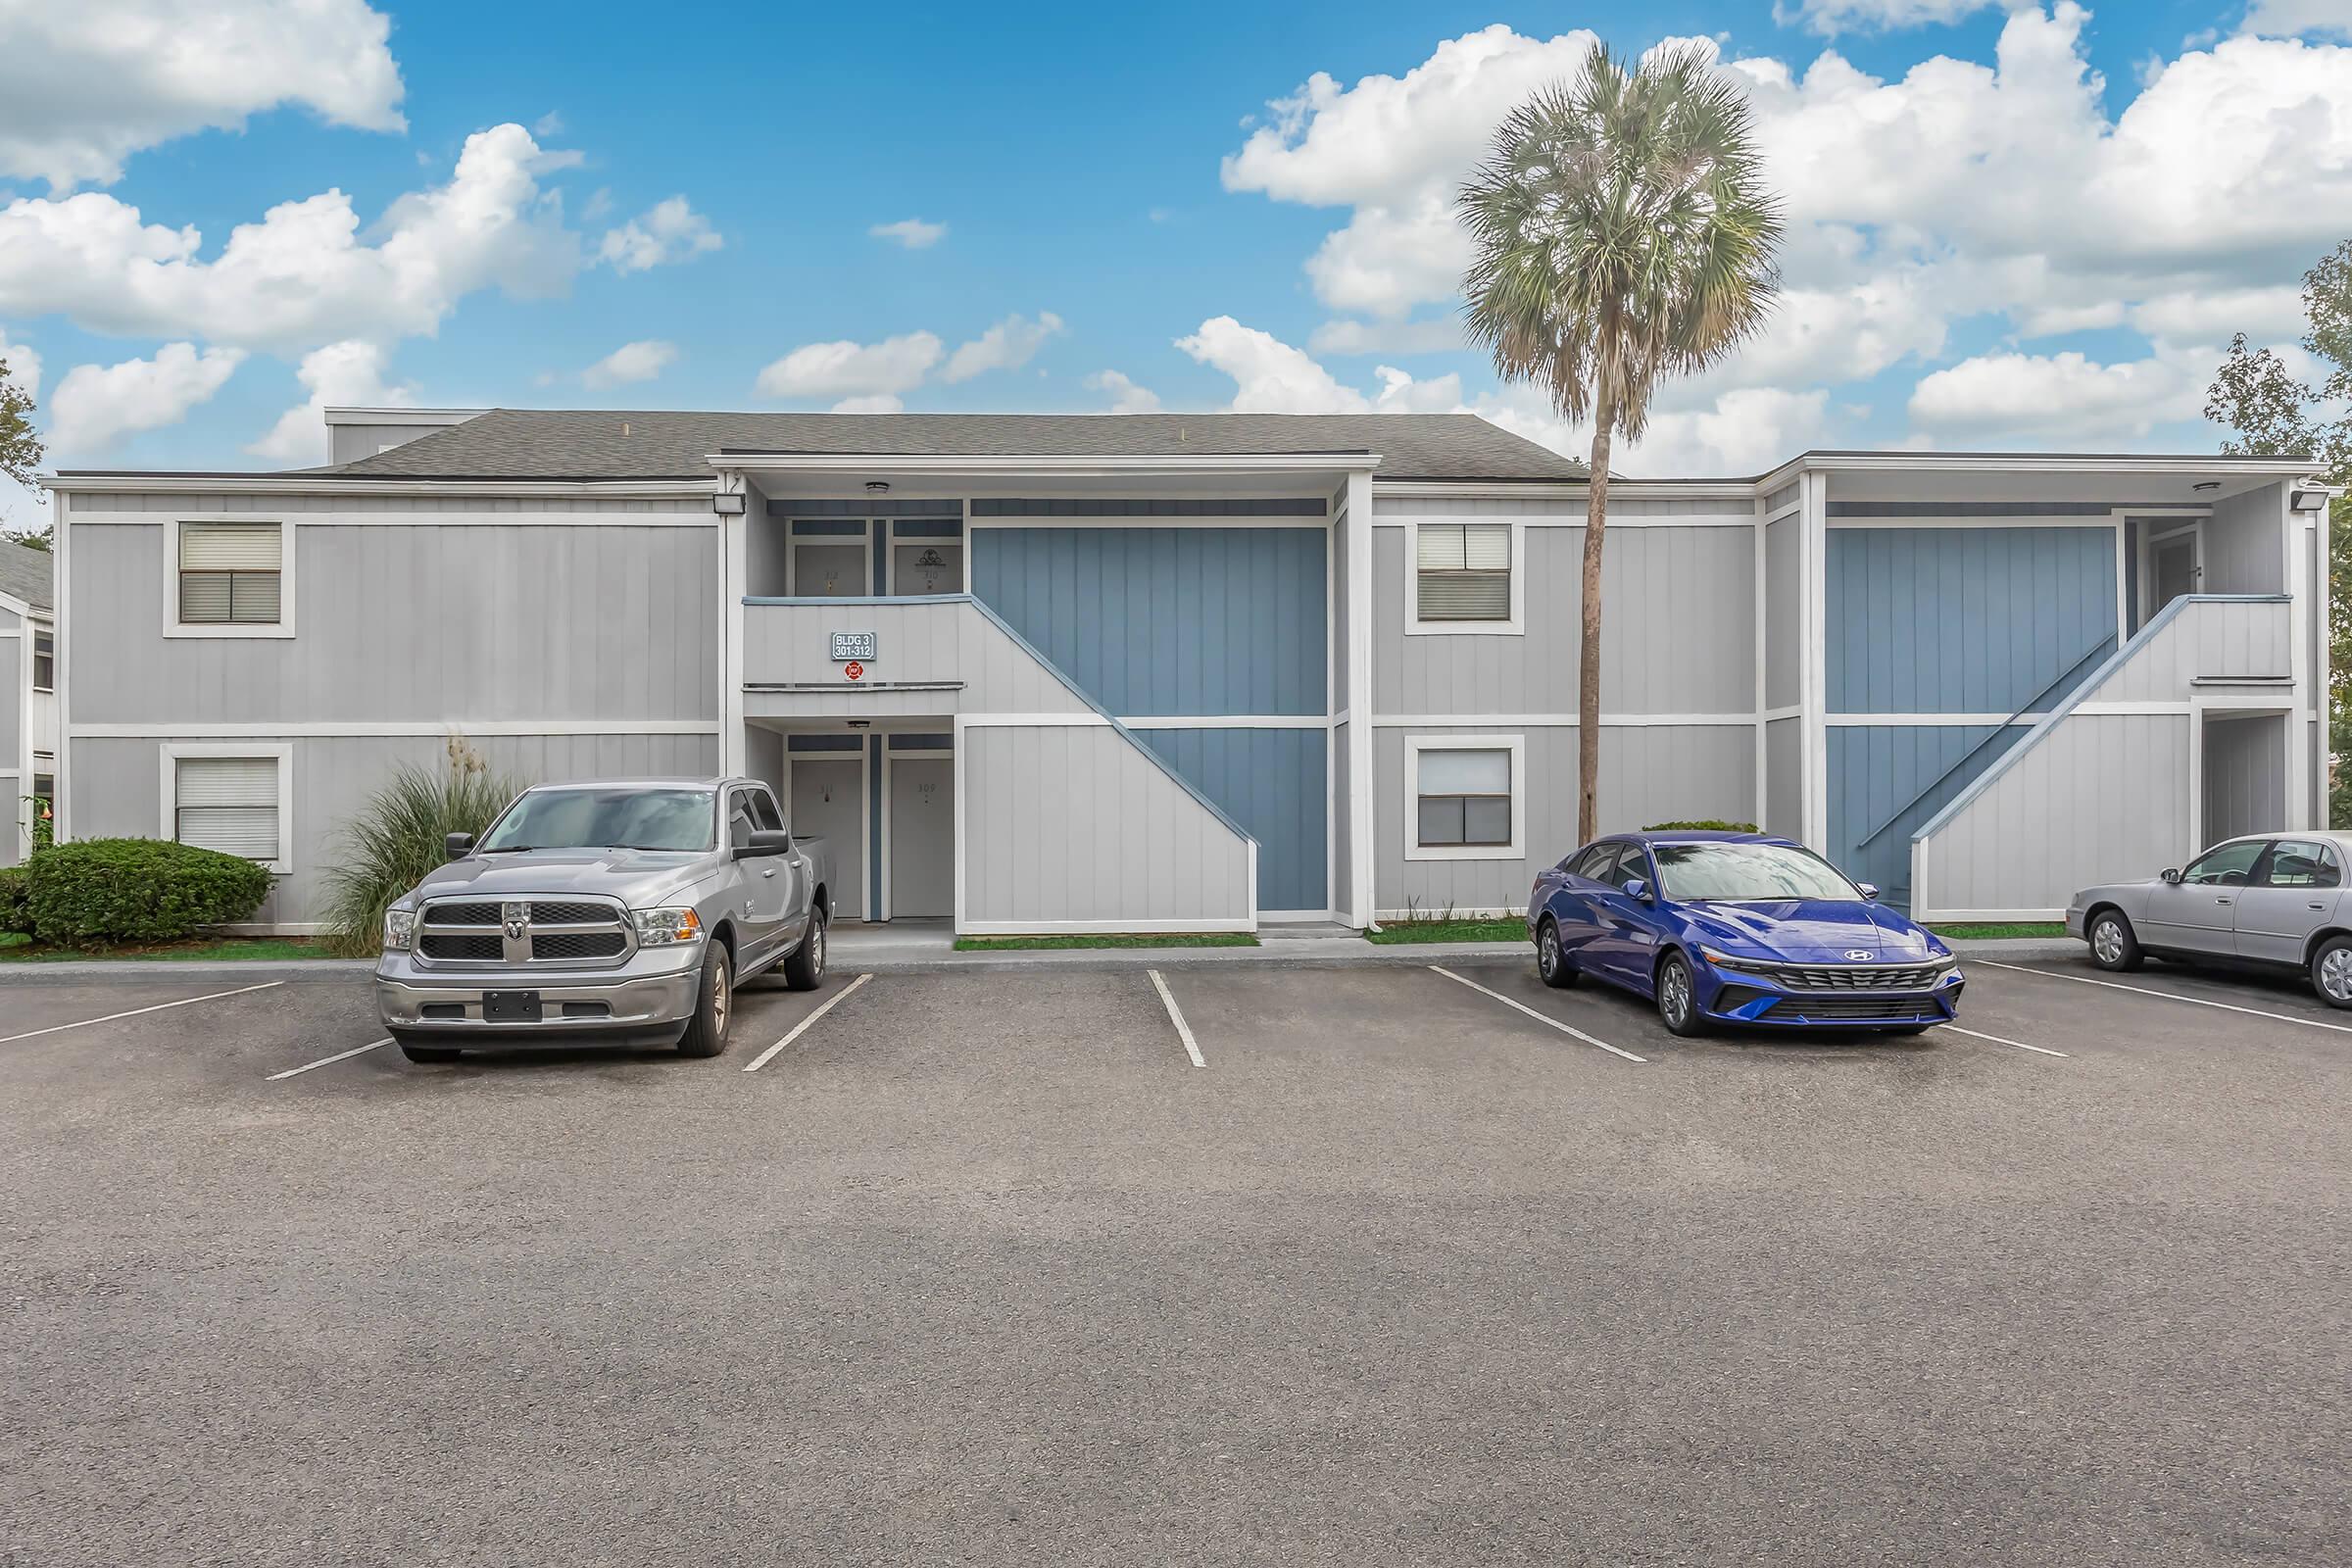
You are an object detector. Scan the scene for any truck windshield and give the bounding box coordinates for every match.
[1652,842,1861,903]
[477,787,715,854]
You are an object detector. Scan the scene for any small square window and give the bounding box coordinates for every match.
[1415,522,1511,622]
[1412,744,1515,854]
[177,521,283,627]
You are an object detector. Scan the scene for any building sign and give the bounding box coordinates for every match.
[830,631,877,662]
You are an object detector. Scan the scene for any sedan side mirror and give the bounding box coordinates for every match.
[444,832,473,859]
[1621,877,1651,903]
[735,828,792,859]
[1856,882,1880,902]
[2159,867,2182,885]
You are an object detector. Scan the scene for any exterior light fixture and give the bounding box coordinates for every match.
[847,719,871,729]
[866,480,891,495]
[2192,480,2222,492]
[711,492,746,515]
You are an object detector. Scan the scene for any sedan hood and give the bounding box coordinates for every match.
[405,849,712,908]
[1684,900,1936,961]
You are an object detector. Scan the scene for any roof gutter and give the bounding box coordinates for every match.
[45,473,720,499]
[706,452,1382,477]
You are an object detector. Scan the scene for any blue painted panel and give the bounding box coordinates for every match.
[1135,727,1327,911]
[790,519,867,537]
[971,527,1327,716]
[867,735,884,913]
[1827,527,2118,714]
[1828,724,2027,908]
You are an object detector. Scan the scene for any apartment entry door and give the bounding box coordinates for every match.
[889,757,954,918]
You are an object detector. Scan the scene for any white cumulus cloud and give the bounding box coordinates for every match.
[597,195,722,273]
[0,123,585,352]
[580,338,677,389]
[943,312,1064,382]
[0,324,39,402]
[1907,347,2212,445]
[48,341,245,455]
[0,0,406,190]
[755,331,943,400]
[2241,0,2352,39]
[1774,0,2003,36]
[830,394,904,414]
[247,338,414,466]
[1086,369,1162,413]
[869,218,947,249]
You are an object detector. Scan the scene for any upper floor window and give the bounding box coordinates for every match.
[176,521,285,630]
[31,627,53,692]
[1410,520,1520,634]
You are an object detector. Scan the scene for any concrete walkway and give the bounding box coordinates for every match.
[0,929,2079,985]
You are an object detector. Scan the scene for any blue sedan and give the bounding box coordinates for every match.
[1526,831,1964,1036]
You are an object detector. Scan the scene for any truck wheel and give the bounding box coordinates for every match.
[675,944,733,1057]
[391,1031,461,1064]
[782,909,827,992]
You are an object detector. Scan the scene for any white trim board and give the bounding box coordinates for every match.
[963,515,1328,529]
[1370,514,1755,529]
[1372,712,1759,728]
[958,918,1256,935]
[74,510,716,528]
[73,718,722,739]
[1118,714,1332,729]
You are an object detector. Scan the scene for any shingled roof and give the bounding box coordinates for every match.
[0,537,51,614]
[316,411,1587,483]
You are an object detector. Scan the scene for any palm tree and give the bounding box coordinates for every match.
[1457,43,1782,843]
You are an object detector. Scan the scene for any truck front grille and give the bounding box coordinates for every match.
[531,932,627,961]
[419,932,504,961]
[428,902,502,926]
[414,896,632,966]
[528,901,612,926]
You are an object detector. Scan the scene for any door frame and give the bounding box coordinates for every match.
[788,523,874,598]
[2137,518,2204,625]
[2188,698,2296,854]
[777,739,872,923]
[879,745,955,922]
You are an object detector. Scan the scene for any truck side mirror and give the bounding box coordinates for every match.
[736,828,791,859]
[444,832,473,859]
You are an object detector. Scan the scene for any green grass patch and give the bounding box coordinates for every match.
[0,935,338,963]
[1928,921,2070,940]
[1365,916,1530,945]
[953,932,1259,952]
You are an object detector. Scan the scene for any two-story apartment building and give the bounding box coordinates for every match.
[43,408,2331,932]
[1,537,57,865]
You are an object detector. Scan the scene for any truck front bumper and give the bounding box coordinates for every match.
[375,947,703,1044]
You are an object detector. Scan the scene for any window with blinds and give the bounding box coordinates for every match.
[1416,748,1512,847]
[175,757,281,861]
[178,521,282,624]
[32,627,53,692]
[1415,522,1510,620]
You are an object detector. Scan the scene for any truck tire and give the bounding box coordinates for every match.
[675,944,733,1057]
[782,908,827,992]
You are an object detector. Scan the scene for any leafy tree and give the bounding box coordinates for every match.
[1457,44,1783,842]
[1,351,46,551]
[2205,239,2352,825]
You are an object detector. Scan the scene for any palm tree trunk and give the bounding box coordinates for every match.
[1578,391,1614,844]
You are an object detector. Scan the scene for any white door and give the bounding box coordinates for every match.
[889,758,954,918]
[789,758,864,920]
[892,542,962,596]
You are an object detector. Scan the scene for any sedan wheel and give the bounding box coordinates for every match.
[2087,909,2143,972]
[2312,936,2352,1009]
[1656,953,1705,1037]
[1537,919,1576,989]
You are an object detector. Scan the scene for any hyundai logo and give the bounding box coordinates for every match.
[1843,949,1876,961]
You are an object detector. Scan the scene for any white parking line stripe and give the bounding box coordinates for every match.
[268,1037,393,1080]
[1935,1023,2068,1058]
[1974,958,2352,1036]
[1430,966,1646,1062]
[1148,969,1205,1068]
[743,972,872,1072]
[0,980,285,1046]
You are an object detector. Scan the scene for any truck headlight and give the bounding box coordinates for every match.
[382,907,416,953]
[630,906,703,946]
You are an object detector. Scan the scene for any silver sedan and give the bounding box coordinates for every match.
[2067,832,2352,1006]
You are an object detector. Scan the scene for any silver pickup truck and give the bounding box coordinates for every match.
[374,776,836,1062]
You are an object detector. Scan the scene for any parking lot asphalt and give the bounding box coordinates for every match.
[4,952,2346,1566]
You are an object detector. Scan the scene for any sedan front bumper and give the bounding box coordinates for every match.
[375,947,703,1043]
[1697,960,1965,1028]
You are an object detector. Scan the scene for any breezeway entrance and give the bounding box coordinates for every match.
[762,723,956,924]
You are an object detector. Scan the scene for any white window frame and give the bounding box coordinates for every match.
[2138,518,2204,623]
[1402,516,1525,636]
[30,623,53,693]
[167,519,296,639]
[159,742,294,875]
[1403,732,1526,861]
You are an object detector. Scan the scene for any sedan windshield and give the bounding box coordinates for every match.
[1652,842,1862,903]
[477,787,715,854]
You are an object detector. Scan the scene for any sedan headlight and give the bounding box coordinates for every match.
[1696,945,1764,969]
[630,906,704,946]
[382,907,416,953]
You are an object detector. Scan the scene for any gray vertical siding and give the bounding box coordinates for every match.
[68,732,721,927]
[960,723,1252,928]
[1372,524,1755,714]
[1373,724,1753,914]
[0,609,18,867]
[2202,714,2286,845]
[71,520,720,724]
[970,526,1327,715]
[328,418,473,465]
[1330,720,1351,916]
[1135,727,1327,911]
[2204,482,2284,595]
[1764,516,1799,710]
[1763,718,1800,839]
[1330,510,1349,712]
[1826,526,2117,713]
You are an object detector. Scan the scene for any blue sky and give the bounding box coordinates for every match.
[1,0,2348,523]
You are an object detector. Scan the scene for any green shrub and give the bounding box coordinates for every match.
[24,839,271,946]
[320,739,525,956]
[0,863,29,933]
[1642,819,1759,832]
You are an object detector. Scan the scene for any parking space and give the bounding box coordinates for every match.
[4,953,2348,1566]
